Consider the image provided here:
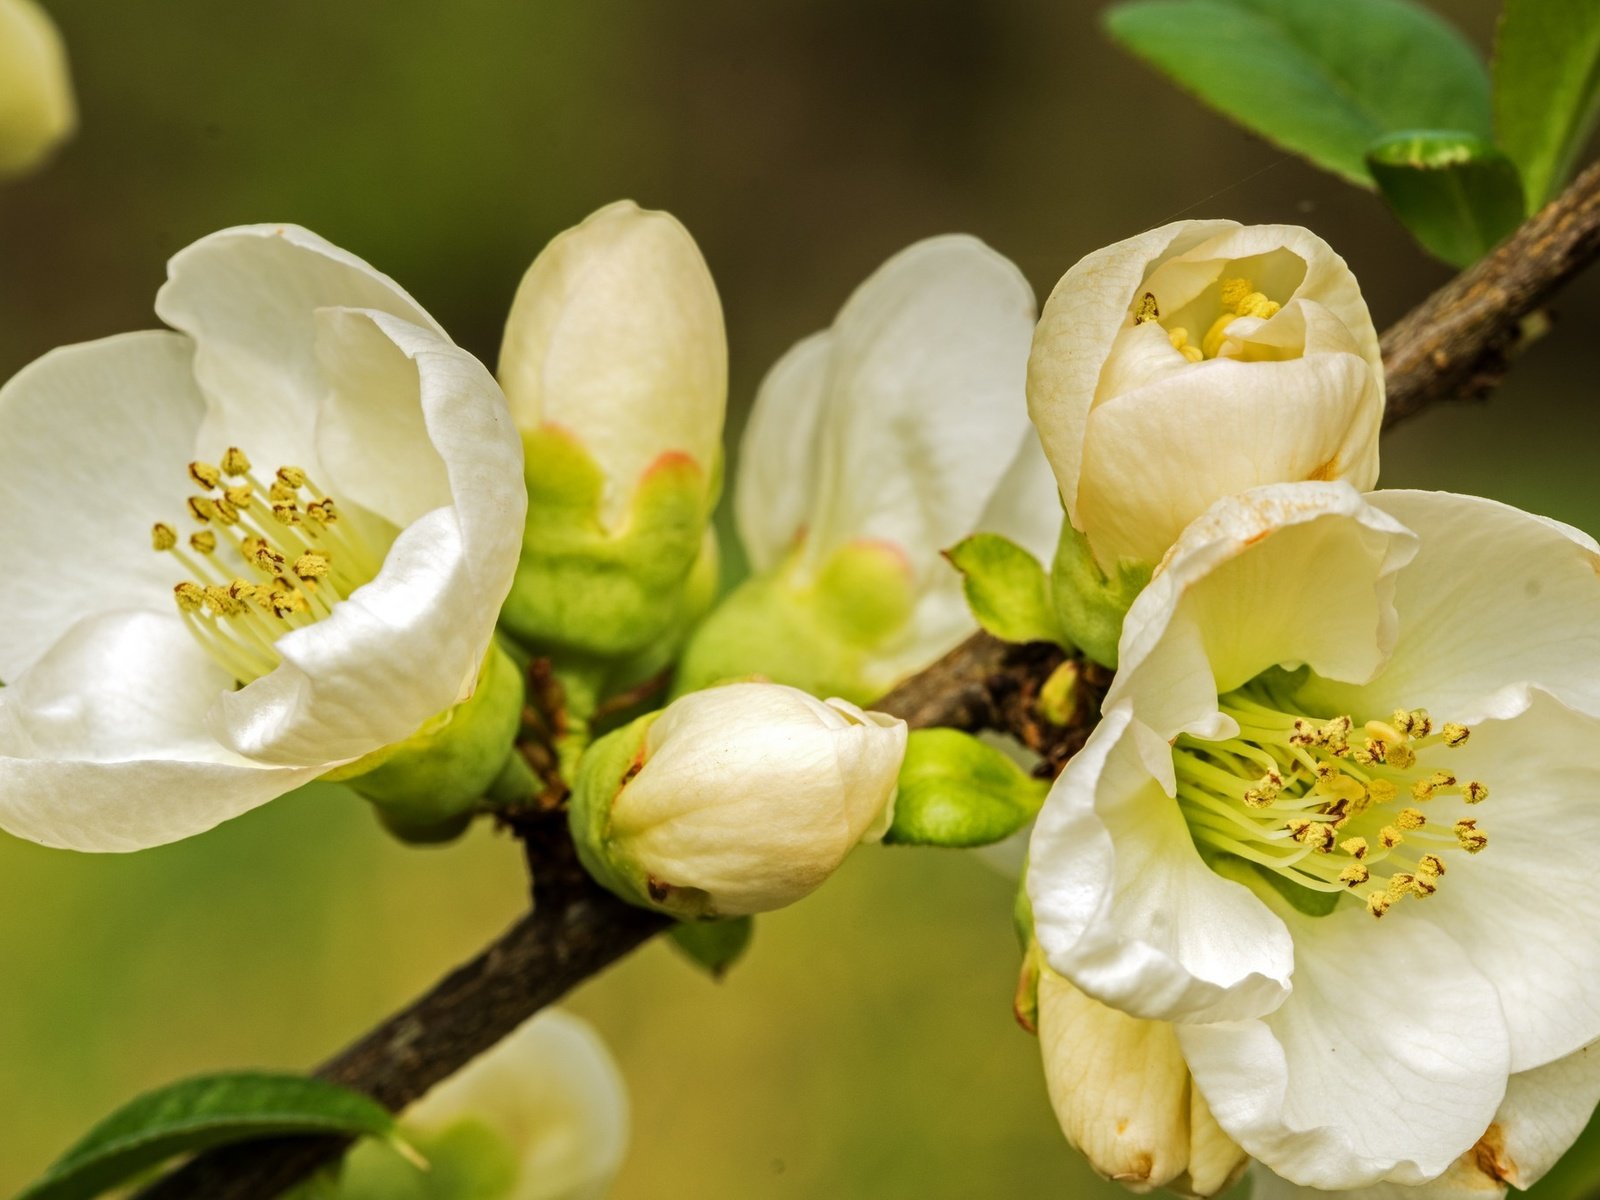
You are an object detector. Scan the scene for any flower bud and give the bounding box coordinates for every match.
[1037,967,1247,1197]
[334,1010,629,1200]
[1028,221,1382,575]
[570,682,907,918]
[498,201,727,659]
[0,0,74,177]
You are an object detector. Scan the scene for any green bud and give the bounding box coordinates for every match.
[1051,520,1151,668]
[327,640,525,844]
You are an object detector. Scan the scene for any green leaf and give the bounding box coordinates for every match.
[886,729,1047,849]
[1494,0,1600,209]
[669,916,754,979]
[945,534,1064,646]
[20,1073,404,1200]
[1367,130,1526,266]
[1105,0,1491,186]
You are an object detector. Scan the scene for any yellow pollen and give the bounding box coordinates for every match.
[204,584,240,616]
[1367,891,1392,919]
[1134,292,1159,324]
[272,502,302,526]
[1379,826,1404,849]
[188,461,221,490]
[1340,836,1369,859]
[1418,854,1446,878]
[1390,709,1416,735]
[1464,781,1489,804]
[1409,710,1434,737]
[306,499,338,524]
[189,531,217,555]
[224,486,252,509]
[277,465,308,489]
[173,581,205,612]
[1441,723,1470,747]
[1455,819,1489,853]
[1396,807,1427,830]
[294,552,331,581]
[1339,863,1369,887]
[187,496,216,523]
[1219,278,1252,311]
[269,479,297,503]
[1167,326,1203,363]
[1387,873,1415,901]
[1410,872,1438,897]
[220,447,251,476]
[212,497,240,525]
[151,523,177,552]
[1388,743,1417,770]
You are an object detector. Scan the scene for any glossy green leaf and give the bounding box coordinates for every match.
[1367,130,1526,266]
[1105,0,1491,186]
[669,915,754,979]
[20,1073,403,1200]
[1494,0,1600,209]
[945,533,1064,647]
[886,729,1047,849]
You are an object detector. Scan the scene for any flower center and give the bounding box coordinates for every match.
[151,447,384,685]
[1134,275,1282,363]
[1173,680,1489,920]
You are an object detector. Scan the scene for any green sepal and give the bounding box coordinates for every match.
[20,1073,408,1200]
[500,426,716,661]
[1012,864,1035,951]
[1014,938,1044,1036]
[328,640,526,844]
[884,729,1048,849]
[1051,522,1151,669]
[946,534,1068,647]
[1367,130,1526,266]
[669,915,754,979]
[674,540,918,706]
[290,1117,520,1200]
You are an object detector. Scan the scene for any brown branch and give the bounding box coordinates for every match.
[137,159,1600,1200]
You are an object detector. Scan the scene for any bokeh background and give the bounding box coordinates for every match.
[3,1,1599,1195]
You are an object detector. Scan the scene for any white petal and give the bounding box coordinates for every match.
[734,331,831,572]
[974,429,1063,565]
[1301,490,1600,721]
[802,234,1038,585]
[1077,353,1383,568]
[1179,908,1511,1190]
[1248,1044,1600,1199]
[0,610,319,850]
[0,331,206,681]
[1028,220,1238,528]
[499,201,726,527]
[0,0,74,176]
[404,1009,630,1200]
[211,316,524,766]
[1028,704,1295,1024]
[1107,483,1418,741]
[1398,689,1600,1072]
[154,224,437,477]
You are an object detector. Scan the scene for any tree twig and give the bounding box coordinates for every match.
[136,159,1600,1200]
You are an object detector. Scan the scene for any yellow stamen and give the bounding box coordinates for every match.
[221,447,252,476]
[151,523,177,552]
[189,531,217,555]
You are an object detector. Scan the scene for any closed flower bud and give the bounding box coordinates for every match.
[0,0,74,177]
[498,200,727,660]
[570,683,907,918]
[1037,967,1246,1198]
[1028,221,1382,577]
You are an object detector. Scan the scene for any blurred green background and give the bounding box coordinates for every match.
[3,1,1599,1196]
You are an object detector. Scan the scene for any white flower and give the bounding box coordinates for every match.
[571,682,907,917]
[1028,482,1600,1191]
[0,0,73,177]
[680,234,1058,700]
[498,199,725,526]
[338,1010,629,1200]
[0,225,525,851]
[1028,222,1383,572]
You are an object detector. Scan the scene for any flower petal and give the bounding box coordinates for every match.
[154,224,437,477]
[1077,353,1383,568]
[403,1009,630,1200]
[734,331,831,572]
[0,0,74,176]
[1107,482,1418,741]
[0,331,207,681]
[1397,688,1600,1072]
[1302,490,1600,721]
[1178,908,1511,1190]
[499,201,726,527]
[1028,219,1237,529]
[802,234,1038,586]
[0,610,319,850]
[211,314,523,766]
[1028,704,1295,1024]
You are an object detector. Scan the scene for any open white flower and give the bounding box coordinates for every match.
[1028,482,1600,1191]
[0,0,73,177]
[0,225,525,851]
[1028,222,1383,574]
[571,681,907,918]
[333,1010,629,1200]
[678,234,1058,701]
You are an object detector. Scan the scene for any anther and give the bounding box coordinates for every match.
[1367,891,1392,919]
[1464,781,1489,804]
[190,531,217,555]
[294,552,330,581]
[1339,863,1369,888]
[151,523,177,552]
[1397,807,1426,830]
[212,497,240,525]
[224,486,252,509]
[1379,826,1404,849]
[272,502,302,526]
[220,447,252,476]
[1454,819,1489,853]
[187,496,216,523]
[269,479,297,504]
[1388,743,1417,770]
[1441,723,1470,747]
[173,582,205,612]
[1340,836,1368,860]
[1368,779,1398,805]
[1134,292,1159,324]
[1418,854,1446,878]
[188,461,221,490]
[276,465,307,489]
